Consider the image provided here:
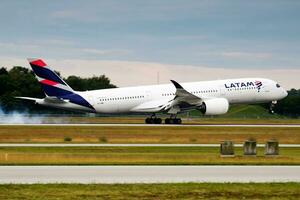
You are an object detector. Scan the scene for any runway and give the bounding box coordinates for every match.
[0,143,299,147]
[0,166,299,184]
[0,123,300,127]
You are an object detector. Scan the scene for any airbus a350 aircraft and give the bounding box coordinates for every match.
[18,58,288,124]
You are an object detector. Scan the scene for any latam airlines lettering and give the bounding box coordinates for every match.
[224,82,255,88]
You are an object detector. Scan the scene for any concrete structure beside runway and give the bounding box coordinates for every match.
[0,166,299,184]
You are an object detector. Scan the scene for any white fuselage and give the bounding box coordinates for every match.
[69,77,287,114]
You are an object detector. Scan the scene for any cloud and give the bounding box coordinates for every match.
[0,42,40,52]
[45,59,299,89]
[36,39,76,47]
[82,48,132,56]
[0,41,132,58]
[51,10,98,22]
[0,57,298,89]
[167,35,207,40]
[221,51,273,59]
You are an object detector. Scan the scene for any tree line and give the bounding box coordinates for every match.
[274,88,300,117]
[0,66,299,117]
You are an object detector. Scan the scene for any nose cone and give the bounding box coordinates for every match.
[283,90,288,98]
[281,89,288,99]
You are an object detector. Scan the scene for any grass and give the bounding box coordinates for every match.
[0,146,300,165]
[0,125,299,144]
[0,183,299,200]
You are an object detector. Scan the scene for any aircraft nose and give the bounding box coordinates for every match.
[283,90,288,98]
[280,89,288,99]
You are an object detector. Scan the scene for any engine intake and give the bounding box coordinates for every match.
[198,98,229,115]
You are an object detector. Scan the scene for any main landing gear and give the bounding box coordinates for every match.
[145,114,182,124]
[145,117,162,124]
[165,114,182,124]
[165,118,182,124]
[145,114,162,124]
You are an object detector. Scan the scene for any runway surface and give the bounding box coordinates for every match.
[0,143,299,147]
[0,123,300,127]
[0,166,299,184]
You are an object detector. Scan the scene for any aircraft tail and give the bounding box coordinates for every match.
[27,58,95,111]
[28,58,74,97]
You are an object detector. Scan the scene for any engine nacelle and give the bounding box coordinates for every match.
[198,98,229,115]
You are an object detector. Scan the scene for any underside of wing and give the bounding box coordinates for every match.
[130,99,170,112]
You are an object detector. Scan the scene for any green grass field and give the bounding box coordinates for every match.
[1,146,300,165]
[0,125,299,144]
[1,183,299,200]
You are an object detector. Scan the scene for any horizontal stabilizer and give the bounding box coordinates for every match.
[15,97,42,102]
[44,96,68,104]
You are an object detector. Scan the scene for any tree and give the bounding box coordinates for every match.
[274,89,300,117]
[65,75,116,91]
[0,67,8,75]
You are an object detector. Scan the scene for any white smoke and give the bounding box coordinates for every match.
[0,107,46,124]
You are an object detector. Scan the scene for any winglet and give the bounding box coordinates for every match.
[170,80,183,89]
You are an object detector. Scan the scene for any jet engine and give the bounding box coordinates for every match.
[197,98,229,115]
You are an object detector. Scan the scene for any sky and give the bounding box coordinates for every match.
[0,0,299,88]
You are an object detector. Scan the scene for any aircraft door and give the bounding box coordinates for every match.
[87,95,96,107]
[220,87,226,96]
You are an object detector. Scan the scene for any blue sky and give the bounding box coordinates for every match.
[0,0,299,87]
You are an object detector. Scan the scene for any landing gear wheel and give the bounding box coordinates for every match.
[175,118,182,124]
[165,118,170,124]
[154,118,162,124]
[145,117,162,124]
[165,118,182,124]
[145,118,152,124]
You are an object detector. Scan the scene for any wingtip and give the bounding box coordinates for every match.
[170,80,183,89]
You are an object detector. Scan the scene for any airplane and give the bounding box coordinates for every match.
[17,58,288,124]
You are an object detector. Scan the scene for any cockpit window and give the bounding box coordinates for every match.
[276,83,281,88]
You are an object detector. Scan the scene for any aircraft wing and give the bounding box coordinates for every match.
[131,80,205,114]
[162,80,203,114]
[171,80,202,104]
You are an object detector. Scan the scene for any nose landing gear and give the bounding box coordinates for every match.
[269,101,277,114]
